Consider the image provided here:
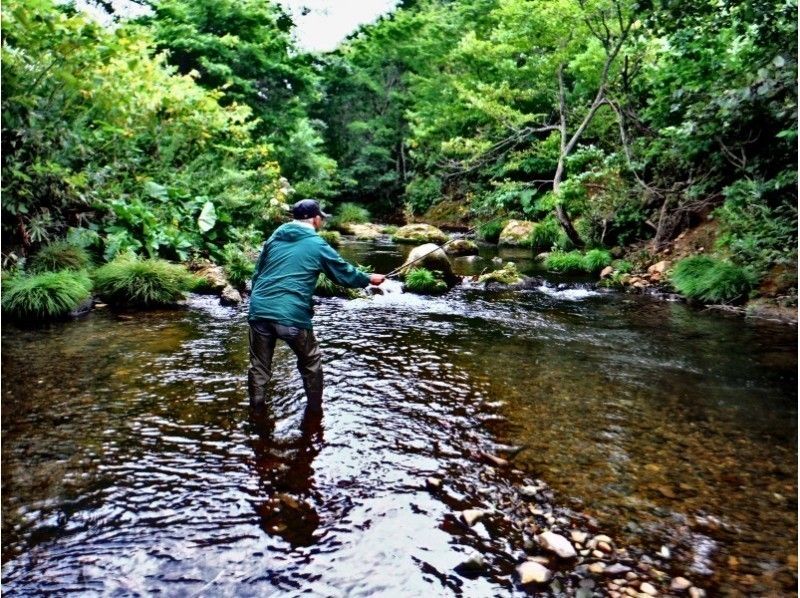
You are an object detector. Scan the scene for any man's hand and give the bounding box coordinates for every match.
[369,274,386,286]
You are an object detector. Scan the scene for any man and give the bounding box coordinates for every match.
[248,199,385,414]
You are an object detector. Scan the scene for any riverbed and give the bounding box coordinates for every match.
[2,238,796,595]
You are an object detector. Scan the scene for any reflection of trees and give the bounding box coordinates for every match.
[247,409,323,548]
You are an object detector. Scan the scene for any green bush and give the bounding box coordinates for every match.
[544,250,586,272]
[2,270,92,321]
[29,241,92,273]
[221,244,255,289]
[318,230,341,247]
[478,219,508,244]
[405,176,442,214]
[404,267,448,294]
[670,256,755,303]
[529,217,569,250]
[612,259,633,274]
[582,249,613,272]
[93,256,194,307]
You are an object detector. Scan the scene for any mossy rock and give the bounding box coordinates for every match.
[498,220,537,246]
[342,223,383,239]
[398,243,456,285]
[392,223,449,245]
[319,230,342,247]
[420,198,471,229]
[478,262,524,286]
[444,239,479,257]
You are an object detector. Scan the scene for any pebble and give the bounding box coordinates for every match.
[624,588,638,597]
[639,581,658,595]
[459,551,485,572]
[670,577,692,592]
[426,477,442,490]
[598,541,613,553]
[688,588,706,598]
[658,545,671,559]
[588,562,606,574]
[626,572,639,581]
[592,549,605,558]
[571,530,589,544]
[605,563,633,576]
[517,560,553,584]
[461,509,485,526]
[538,531,578,559]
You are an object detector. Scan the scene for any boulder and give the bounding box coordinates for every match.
[444,239,479,257]
[647,260,669,275]
[220,285,242,306]
[344,223,383,240]
[191,261,228,293]
[538,531,577,559]
[600,266,615,279]
[392,223,449,245]
[517,560,553,584]
[398,243,456,284]
[498,220,536,246]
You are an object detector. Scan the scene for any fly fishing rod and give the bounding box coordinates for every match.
[385,213,508,279]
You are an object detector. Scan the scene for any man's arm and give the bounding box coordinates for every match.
[318,242,384,288]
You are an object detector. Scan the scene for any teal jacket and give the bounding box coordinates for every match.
[248,222,370,329]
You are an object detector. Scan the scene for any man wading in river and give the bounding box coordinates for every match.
[248,199,385,415]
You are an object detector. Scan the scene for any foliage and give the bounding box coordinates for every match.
[318,230,342,247]
[529,216,569,250]
[2,270,92,321]
[403,267,448,295]
[582,249,613,272]
[478,262,523,285]
[221,244,255,289]
[405,176,443,215]
[334,203,371,225]
[93,255,194,307]
[478,219,508,244]
[29,241,92,273]
[1,0,286,262]
[715,176,798,277]
[670,256,755,304]
[612,259,633,274]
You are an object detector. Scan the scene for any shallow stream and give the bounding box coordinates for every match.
[2,238,796,595]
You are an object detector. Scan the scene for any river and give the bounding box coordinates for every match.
[2,238,796,595]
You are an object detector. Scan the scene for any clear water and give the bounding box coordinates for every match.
[2,239,796,595]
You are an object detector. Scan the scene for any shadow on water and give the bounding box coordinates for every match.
[1,237,797,595]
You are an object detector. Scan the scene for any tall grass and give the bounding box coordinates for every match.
[2,270,92,321]
[478,219,507,244]
[670,256,754,303]
[328,203,371,231]
[404,267,448,294]
[544,249,612,273]
[582,249,613,272]
[222,244,255,289]
[29,241,92,273]
[93,256,193,307]
[529,217,563,250]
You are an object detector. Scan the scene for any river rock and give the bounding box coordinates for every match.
[426,477,442,490]
[588,562,607,574]
[393,223,449,245]
[600,265,615,279]
[445,239,479,256]
[538,531,577,559]
[647,260,669,275]
[461,509,485,526]
[192,261,228,293]
[517,560,553,584]
[639,581,658,595]
[220,285,242,305]
[571,530,589,544]
[457,550,486,573]
[345,223,384,240]
[604,563,632,576]
[670,577,692,592]
[498,220,536,246]
[398,243,455,283]
[688,588,706,598]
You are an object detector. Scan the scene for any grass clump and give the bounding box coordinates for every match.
[2,270,92,321]
[318,230,341,247]
[29,241,92,273]
[93,255,193,307]
[582,249,613,272]
[670,256,754,304]
[544,250,586,273]
[222,244,255,289]
[477,219,507,244]
[529,217,565,250]
[478,262,523,285]
[404,267,448,295]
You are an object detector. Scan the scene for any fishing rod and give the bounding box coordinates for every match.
[385,213,508,279]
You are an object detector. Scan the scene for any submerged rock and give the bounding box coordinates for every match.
[398,243,457,287]
[344,223,383,240]
[444,239,479,256]
[220,285,242,305]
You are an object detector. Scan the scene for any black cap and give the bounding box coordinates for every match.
[291,199,329,220]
